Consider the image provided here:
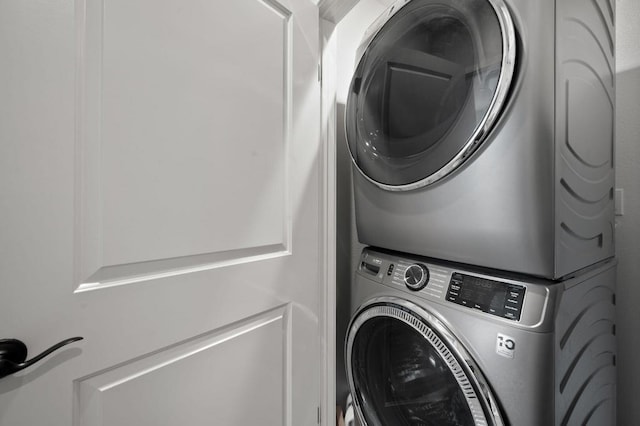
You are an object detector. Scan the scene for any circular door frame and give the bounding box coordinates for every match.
[346,0,517,191]
[345,296,505,426]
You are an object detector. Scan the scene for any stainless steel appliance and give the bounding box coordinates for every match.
[346,0,616,278]
[346,248,617,425]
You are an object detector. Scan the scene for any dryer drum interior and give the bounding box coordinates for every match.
[345,0,516,190]
[346,300,504,426]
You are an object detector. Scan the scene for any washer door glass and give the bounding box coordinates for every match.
[347,302,500,425]
[345,0,515,189]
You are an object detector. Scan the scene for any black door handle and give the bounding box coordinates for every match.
[0,337,83,379]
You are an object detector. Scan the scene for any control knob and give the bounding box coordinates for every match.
[404,264,429,291]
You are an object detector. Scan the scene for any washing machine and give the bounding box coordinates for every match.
[345,247,616,425]
[345,0,616,278]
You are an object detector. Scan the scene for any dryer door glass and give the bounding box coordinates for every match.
[345,0,515,189]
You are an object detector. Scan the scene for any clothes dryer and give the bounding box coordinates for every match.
[345,247,616,425]
[346,0,615,278]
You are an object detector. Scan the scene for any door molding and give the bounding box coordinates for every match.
[320,16,338,426]
[318,1,363,422]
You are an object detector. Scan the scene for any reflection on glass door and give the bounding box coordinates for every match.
[346,0,515,189]
[346,301,503,425]
[352,317,476,425]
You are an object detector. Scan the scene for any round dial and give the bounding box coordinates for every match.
[404,264,429,291]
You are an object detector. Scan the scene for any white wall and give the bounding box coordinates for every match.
[614,0,640,423]
[335,0,640,421]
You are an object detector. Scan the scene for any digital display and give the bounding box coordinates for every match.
[446,273,525,321]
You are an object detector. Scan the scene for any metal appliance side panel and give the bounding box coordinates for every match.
[554,0,616,277]
[554,261,617,425]
[350,273,557,426]
[353,0,558,278]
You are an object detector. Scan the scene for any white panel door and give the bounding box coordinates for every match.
[0,0,323,424]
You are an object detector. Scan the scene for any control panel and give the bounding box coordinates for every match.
[356,248,552,328]
[359,253,461,302]
[446,273,526,321]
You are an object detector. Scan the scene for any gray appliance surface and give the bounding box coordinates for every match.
[345,248,617,425]
[347,0,615,279]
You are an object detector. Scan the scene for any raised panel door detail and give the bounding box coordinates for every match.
[76,0,293,289]
[74,306,291,426]
[0,0,322,424]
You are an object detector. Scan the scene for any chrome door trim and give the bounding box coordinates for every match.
[346,0,517,191]
[345,296,505,426]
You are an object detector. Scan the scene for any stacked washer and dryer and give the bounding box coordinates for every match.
[343,0,617,425]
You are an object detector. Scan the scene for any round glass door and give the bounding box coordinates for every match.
[346,300,503,426]
[345,0,516,190]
